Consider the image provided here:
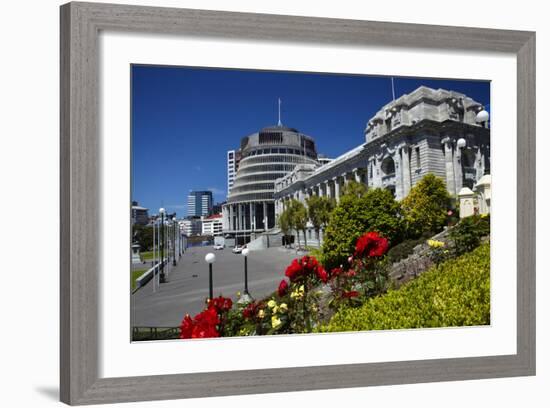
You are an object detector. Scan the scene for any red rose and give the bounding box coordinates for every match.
[242,302,258,319]
[342,291,359,299]
[278,279,289,297]
[354,232,389,258]
[179,314,194,339]
[316,266,328,283]
[209,296,233,313]
[285,259,302,281]
[330,267,343,279]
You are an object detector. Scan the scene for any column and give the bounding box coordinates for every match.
[441,137,456,196]
[333,177,341,203]
[263,202,268,231]
[454,144,464,195]
[401,146,412,197]
[343,173,350,186]
[393,152,403,200]
[353,168,361,183]
[249,202,254,231]
[318,183,324,197]
[325,180,332,199]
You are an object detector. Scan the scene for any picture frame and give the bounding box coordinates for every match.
[60,2,535,405]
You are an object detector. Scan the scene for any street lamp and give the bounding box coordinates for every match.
[238,248,253,304]
[172,218,177,266]
[205,252,216,301]
[159,208,166,283]
[475,109,489,127]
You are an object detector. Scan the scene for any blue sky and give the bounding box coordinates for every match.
[131,65,490,217]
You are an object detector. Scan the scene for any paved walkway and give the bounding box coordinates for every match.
[131,246,300,327]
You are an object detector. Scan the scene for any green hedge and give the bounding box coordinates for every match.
[317,242,490,332]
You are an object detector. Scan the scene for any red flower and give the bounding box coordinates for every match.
[354,232,389,258]
[179,307,221,339]
[242,302,258,319]
[330,267,343,279]
[278,279,289,297]
[285,259,303,282]
[179,314,194,339]
[342,291,359,299]
[316,266,328,283]
[208,296,233,313]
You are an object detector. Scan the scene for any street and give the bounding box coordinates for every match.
[131,245,299,327]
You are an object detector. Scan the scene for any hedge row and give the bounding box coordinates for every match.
[317,242,490,332]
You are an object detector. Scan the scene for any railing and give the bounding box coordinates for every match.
[132,326,180,341]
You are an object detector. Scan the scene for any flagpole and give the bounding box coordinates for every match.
[391,77,396,101]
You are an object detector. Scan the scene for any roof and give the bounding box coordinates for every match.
[205,213,223,220]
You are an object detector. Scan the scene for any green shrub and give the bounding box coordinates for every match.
[317,242,490,332]
[401,173,451,238]
[322,188,403,269]
[449,214,490,256]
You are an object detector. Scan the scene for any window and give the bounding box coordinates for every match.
[415,147,421,169]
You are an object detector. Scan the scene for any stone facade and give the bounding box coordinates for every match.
[274,86,490,234]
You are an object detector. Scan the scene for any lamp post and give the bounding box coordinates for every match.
[205,252,216,301]
[172,217,177,266]
[159,208,166,283]
[238,248,253,304]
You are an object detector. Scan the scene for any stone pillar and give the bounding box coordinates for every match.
[394,151,403,200]
[318,183,324,197]
[442,137,456,196]
[333,177,341,203]
[401,147,412,197]
[343,173,350,186]
[454,144,464,195]
[353,168,361,183]
[325,180,332,199]
[263,202,268,231]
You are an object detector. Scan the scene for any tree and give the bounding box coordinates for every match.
[401,173,451,238]
[306,195,334,241]
[341,180,368,198]
[322,188,404,269]
[278,210,291,248]
[287,199,308,250]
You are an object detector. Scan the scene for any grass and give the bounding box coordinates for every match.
[131,268,148,290]
[140,251,155,261]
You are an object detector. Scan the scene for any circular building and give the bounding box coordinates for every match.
[223,124,319,244]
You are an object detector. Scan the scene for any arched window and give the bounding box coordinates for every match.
[381,156,396,176]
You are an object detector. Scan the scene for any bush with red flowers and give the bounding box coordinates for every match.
[179,296,233,339]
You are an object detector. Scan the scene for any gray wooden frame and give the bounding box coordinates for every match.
[60,1,536,405]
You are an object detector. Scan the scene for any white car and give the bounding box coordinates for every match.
[232,245,243,254]
[213,244,224,250]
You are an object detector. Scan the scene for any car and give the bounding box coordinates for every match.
[213,244,224,250]
[232,245,243,254]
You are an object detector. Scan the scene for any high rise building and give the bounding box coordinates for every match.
[227,150,241,194]
[223,124,319,244]
[187,191,213,217]
[131,201,149,225]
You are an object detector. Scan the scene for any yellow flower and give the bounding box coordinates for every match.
[267,299,277,309]
[236,291,241,297]
[278,303,288,313]
[271,316,282,329]
[257,309,265,319]
[427,239,445,248]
